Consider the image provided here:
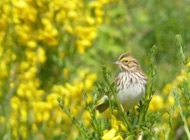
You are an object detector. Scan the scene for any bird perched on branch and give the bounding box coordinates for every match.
[97,53,148,112]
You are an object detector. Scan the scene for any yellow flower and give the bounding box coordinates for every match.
[0,62,8,78]
[19,125,27,139]
[149,95,164,111]
[86,16,95,25]
[84,79,92,90]
[112,135,123,140]
[9,82,15,88]
[20,61,30,70]
[37,47,46,63]
[187,62,190,67]
[162,112,169,120]
[20,108,27,122]
[47,93,59,107]
[176,75,185,83]
[27,40,37,48]
[36,112,43,123]
[76,39,92,51]
[102,128,117,140]
[163,84,173,95]
[111,115,119,131]
[65,83,78,94]
[0,0,113,138]
[64,24,74,34]
[12,129,18,137]
[187,117,190,126]
[82,111,91,126]
[11,96,21,110]
[32,124,38,132]
[111,115,127,132]
[102,128,123,140]
[68,10,77,19]
[162,66,190,96]
[89,1,101,8]
[55,10,66,23]
[23,67,37,80]
[43,111,50,121]
[166,96,175,108]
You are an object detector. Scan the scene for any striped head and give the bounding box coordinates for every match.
[115,53,141,72]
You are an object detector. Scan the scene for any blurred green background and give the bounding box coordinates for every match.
[0,0,190,139]
[74,0,190,90]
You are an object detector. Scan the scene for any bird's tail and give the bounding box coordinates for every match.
[96,103,109,113]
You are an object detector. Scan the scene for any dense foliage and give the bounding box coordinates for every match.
[0,0,190,140]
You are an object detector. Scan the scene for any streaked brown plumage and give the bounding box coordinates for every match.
[97,53,148,112]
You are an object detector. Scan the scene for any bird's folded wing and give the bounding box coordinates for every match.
[96,102,109,113]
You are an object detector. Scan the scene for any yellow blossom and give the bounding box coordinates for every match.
[0,0,111,138]
[64,24,74,34]
[32,124,38,132]
[176,75,186,83]
[65,83,80,96]
[166,96,175,108]
[82,111,91,126]
[86,16,95,25]
[47,93,60,107]
[162,67,190,95]
[19,125,27,139]
[149,95,164,111]
[85,79,95,91]
[12,129,18,137]
[163,84,173,95]
[111,115,119,131]
[162,112,169,120]
[112,135,123,140]
[76,39,91,47]
[20,61,30,70]
[27,40,37,48]
[37,47,46,63]
[0,62,8,78]
[43,111,50,121]
[68,10,77,19]
[187,117,190,126]
[36,112,43,122]
[20,108,27,122]
[55,10,66,23]
[11,96,21,110]
[187,62,190,67]
[111,115,126,132]
[102,128,117,140]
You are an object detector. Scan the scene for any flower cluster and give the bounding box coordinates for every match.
[0,0,112,53]
[0,0,112,139]
[10,70,96,139]
[163,62,190,95]
[148,63,190,112]
[102,115,126,140]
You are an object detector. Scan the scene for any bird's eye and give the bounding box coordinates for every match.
[124,60,128,63]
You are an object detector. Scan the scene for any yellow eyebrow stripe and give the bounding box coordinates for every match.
[120,57,129,62]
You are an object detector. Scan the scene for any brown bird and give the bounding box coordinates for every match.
[97,53,148,112]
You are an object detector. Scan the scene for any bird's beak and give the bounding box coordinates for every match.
[115,61,121,65]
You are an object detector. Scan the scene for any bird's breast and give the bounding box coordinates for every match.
[116,72,147,110]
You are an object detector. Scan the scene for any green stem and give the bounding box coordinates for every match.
[138,78,154,125]
[165,106,175,140]
[178,104,190,139]
[58,99,89,139]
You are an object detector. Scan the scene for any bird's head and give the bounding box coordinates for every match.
[115,53,141,72]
